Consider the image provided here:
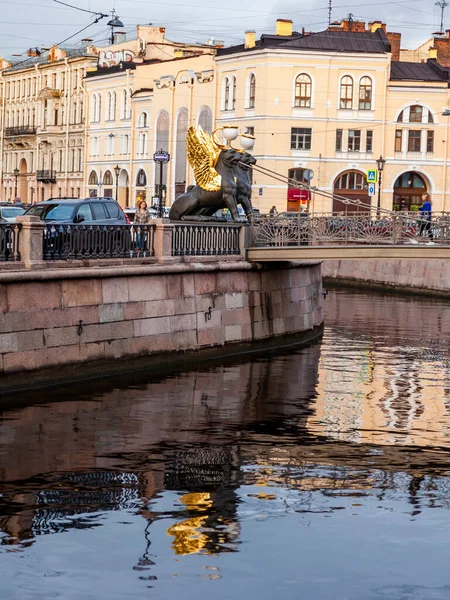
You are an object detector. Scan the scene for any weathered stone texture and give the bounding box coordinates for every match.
[0,262,323,377]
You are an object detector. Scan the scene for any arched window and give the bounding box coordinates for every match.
[138,132,148,155]
[397,105,433,124]
[121,89,131,119]
[88,170,98,185]
[294,73,312,108]
[248,74,256,109]
[136,169,147,186]
[334,170,366,191]
[358,77,372,110]
[90,93,97,122]
[339,76,353,110]
[224,77,230,111]
[197,106,213,134]
[138,112,148,128]
[103,170,113,186]
[107,91,116,120]
[175,107,188,196]
[95,93,102,122]
[155,110,170,186]
[231,76,236,110]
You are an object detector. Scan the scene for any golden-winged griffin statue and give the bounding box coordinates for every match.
[169,126,256,222]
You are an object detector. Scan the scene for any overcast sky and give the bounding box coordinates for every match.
[0,0,446,59]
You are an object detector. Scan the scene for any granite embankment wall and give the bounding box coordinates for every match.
[322,259,450,297]
[0,261,323,390]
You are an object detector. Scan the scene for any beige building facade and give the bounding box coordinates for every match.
[214,19,450,214]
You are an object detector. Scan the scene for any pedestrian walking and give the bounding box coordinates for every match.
[134,200,151,250]
[419,193,433,244]
[269,205,278,217]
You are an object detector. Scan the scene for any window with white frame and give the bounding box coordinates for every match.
[339,76,353,110]
[231,76,236,110]
[290,127,312,150]
[247,74,256,109]
[358,77,372,110]
[106,91,116,121]
[294,73,312,108]
[348,129,361,151]
[138,112,148,128]
[138,131,148,155]
[223,77,230,111]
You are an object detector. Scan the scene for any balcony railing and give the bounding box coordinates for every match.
[43,224,156,260]
[36,170,57,183]
[0,223,21,261]
[171,223,242,256]
[5,126,37,136]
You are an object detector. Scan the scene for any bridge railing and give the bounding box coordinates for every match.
[251,213,450,247]
[171,223,242,256]
[0,223,21,261]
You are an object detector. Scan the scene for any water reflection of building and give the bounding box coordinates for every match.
[0,345,321,550]
[309,290,450,448]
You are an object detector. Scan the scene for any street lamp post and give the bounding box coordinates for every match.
[13,168,19,201]
[114,164,120,204]
[376,156,386,218]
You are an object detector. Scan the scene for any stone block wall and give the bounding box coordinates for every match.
[322,259,450,296]
[0,261,323,384]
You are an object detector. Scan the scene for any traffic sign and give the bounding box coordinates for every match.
[303,168,314,181]
[368,183,376,196]
[153,150,170,163]
[367,169,377,183]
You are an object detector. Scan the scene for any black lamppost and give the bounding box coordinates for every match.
[13,168,19,200]
[114,164,120,204]
[376,156,386,218]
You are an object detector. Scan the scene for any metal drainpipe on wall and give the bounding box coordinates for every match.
[64,59,70,196]
[81,68,89,199]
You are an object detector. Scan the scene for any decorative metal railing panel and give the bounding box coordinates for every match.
[0,223,21,261]
[43,224,155,260]
[251,213,450,247]
[172,223,242,256]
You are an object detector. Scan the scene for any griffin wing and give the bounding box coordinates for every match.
[186,126,221,192]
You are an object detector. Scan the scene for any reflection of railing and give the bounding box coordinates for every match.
[43,224,156,260]
[172,223,242,256]
[0,223,21,261]
[251,213,450,247]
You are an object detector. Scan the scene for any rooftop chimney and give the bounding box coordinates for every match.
[429,47,438,59]
[276,19,293,37]
[245,30,256,49]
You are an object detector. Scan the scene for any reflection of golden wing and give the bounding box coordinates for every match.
[186,126,221,192]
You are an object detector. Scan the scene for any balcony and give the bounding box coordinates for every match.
[36,170,56,184]
[5,126,37,136]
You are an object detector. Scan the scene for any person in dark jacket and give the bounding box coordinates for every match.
[419,193,433,242]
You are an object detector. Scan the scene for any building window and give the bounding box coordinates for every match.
[103,171,113,186]
[334,170,365,191]
[348,129,361,152]
[408,130,421,152]
[395,129,402,152]
[336,129,343,151]
[88,170,98,185]
[231,76,236,110]
[248,74,256,109]
[294,73,312,108]
[291,127,312,150]
[427,130,434,153]
[138,112,148,128]
[366,130,373,153]
[198,106,213,133]
[358,77,372,110]
[107,91,116,121]
[339,76,353,110]
[409,105,423,123]
[246,126,255,136]
[136,169,147,186]
[224,78,230,111]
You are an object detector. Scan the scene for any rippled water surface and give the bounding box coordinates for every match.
[2,289,450,599]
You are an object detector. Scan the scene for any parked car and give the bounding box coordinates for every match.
[0,205,25,222]
[24,198,127,224]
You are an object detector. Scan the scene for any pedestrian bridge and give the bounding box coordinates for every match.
[248,213,450,261]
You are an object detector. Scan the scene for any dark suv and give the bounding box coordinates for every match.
[24,198,126,224]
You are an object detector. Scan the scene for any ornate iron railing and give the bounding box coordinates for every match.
[5,126,37,136]
[251,213,450,247]
[36,170,57,183]
[0,223,21,261]
[43,224,155,260]
[171,223,242,256]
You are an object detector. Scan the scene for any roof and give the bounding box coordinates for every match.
[217,28,391,57]
[390,60,449,82]
[4,47,96,72]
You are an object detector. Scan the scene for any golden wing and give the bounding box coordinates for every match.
[186,126,221,192]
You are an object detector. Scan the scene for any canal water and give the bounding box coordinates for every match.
[1,289,450,599]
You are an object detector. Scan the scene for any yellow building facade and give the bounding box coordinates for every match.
[214,19,450,214]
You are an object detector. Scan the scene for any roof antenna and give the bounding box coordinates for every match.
[435,0,449,34]
[328,0,332,27]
